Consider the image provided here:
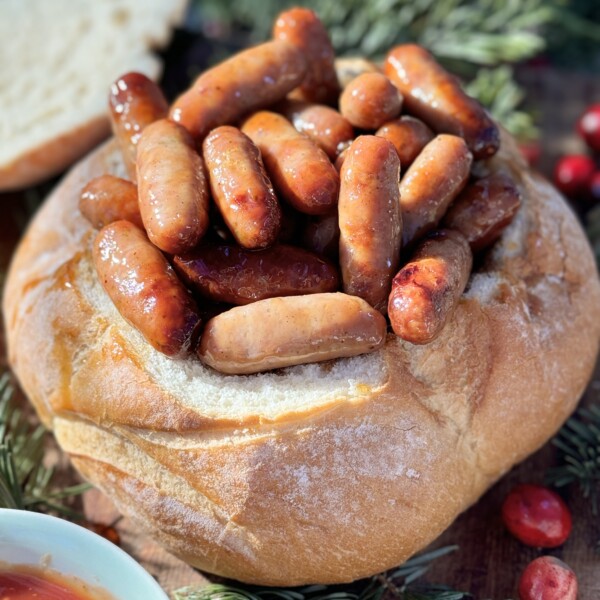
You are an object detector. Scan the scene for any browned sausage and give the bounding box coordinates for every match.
[108,72,169,180]
[242,111,339,215]
[335,57,381,89]
[79,175,142,229]
[170,40,307,140]
[339,136,402,313]
[375,116,434,168]
[400,134,472,247]
[276,99,354,159]
[136,119,210,255]
[301,212,340,260]
[273,8,340,105]
[388,229,472,345]
[202,126,281,249]
[93,221,201,356]
[442,173,522,253]
[198,293,387,374]
[385,45,499,159]
[339,72,403,130]
[173,244,339,305]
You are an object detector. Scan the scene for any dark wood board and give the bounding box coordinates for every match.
[1,62,599,598]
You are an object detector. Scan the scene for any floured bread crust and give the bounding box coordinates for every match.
[4,132,600,585]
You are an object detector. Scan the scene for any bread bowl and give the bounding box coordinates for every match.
[4,17,600,583]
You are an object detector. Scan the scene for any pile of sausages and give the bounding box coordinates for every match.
[81,8,522,375]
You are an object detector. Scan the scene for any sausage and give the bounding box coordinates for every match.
[375,116,434,169]
[335,57,381,89]
[301,212,340,260]
[170,40,307,140]
[388,229,472,345]
[173,244,339,305]
[242,111,339,215]
[202,126,281,249]
[442,172,522,253]
[400,134,472,248]
[276,99,354,160]
[339,136,402,313]
[136,119,210,255]
[93,221,201,357]
[79,175,142,229]
[273,8,340,105]
[339,72,403,130]
[384,44,500,159]
[108,72,169,180]
[198,293,387,374]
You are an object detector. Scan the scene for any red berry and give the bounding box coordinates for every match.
[553,154,595,198]
[590,171,600,203]
[518,556,578,600]
[501,484,572,548]
[577,103,600,153]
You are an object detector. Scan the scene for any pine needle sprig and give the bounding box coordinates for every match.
[546,403,600,515]
[173,545,469,600]
[0,372,89,515]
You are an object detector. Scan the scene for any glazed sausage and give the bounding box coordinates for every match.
[198,293,387,374]
[335,57,381,89]
[385,44,499,159]
[170,40,307,140]
[442,173,522,253]
[173,244,339,305]
[79,175,142,229]
[136,119,210,255]
[273,8,340,105]
[301,212,340,260]
[388,229,472,345]
[203,126,281,249]
[93,221,201,357]
[339,136,402,313]
[108,72,169,180]
[400,134,472,247]
[276,99,354,159]
[339,73,403,130]
[375,116,435,168]
[242,111,339,215]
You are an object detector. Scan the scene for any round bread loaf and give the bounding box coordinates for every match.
[3,130,600,585]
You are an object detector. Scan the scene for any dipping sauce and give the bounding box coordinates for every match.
[0,564,115,600]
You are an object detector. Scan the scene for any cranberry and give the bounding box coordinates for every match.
[518,556,578,600]
[577,103,600,153]
[553,154,595,198]
[590,171,600,203]
[501,484,572,548]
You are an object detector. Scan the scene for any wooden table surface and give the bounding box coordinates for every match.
[1,49,599,600]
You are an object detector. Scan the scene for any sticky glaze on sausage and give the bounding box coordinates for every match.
[385,44,500,159]
[203,126,281,249]
[339,136,402,313]
[93,220,201,356]
[170,40,307,140]
[174,244,339,305]
[198,293,387,374]
[136,119,209,255]
[375,116,435,168]
[108,72,169,180]
[79,175,142,229]
[242,111,339,215]
[388,229,472,345]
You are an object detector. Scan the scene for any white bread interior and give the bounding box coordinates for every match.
[0,0,187,190]
[3,131,600,585]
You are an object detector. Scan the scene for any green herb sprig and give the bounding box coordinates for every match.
[173,545,469,600]
[546,403,600,515]
[0,372,89,515]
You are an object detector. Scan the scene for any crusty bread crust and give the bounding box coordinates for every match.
[4,132,600,585]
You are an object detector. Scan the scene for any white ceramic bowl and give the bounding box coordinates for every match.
[0,508,169,599]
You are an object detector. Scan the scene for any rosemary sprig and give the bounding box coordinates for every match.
[546,403,600,515]
[0,372,89,515]
[173,545,469,600]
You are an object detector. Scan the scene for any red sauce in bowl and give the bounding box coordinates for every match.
[0,565,114,600]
